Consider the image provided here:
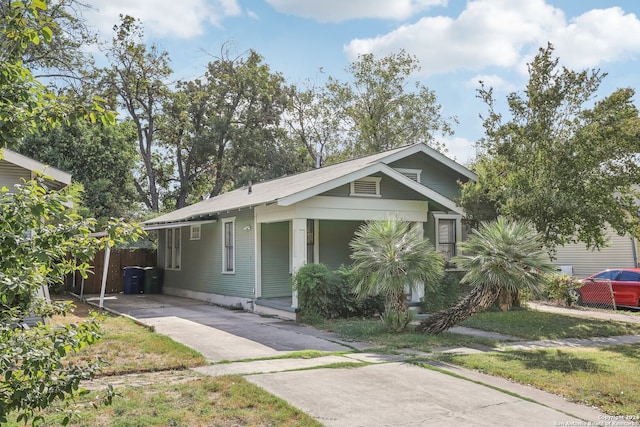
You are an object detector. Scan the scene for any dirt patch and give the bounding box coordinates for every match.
[82,369,204,391]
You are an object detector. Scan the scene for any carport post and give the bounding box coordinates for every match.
[99,245,111,309]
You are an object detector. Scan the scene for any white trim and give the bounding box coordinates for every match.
[433,212,462,260]
[143,219,217,231]
[257,196,429,223]
[395,168,422,182]
[221,217,236,274]
[165,227,182,271]
[190,224,201,240]
[254,220,262,298]
[379,143,477,181]
[350,176,382,197]
[278,163,464,215]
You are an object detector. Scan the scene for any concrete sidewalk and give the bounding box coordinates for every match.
[91,294,617,426]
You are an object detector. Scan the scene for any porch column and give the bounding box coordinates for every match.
[291,218,307,309]
[410,222,425,304]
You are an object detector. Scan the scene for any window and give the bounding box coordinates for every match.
[165,228,181,270]
[437,219,456,260]
[307,219,315,263]
[350,177,381,197]
[618,270,640,282]
[222,218,235,273]
[190,224,201,240]
[593,270,620,280]
[396,168,422,182]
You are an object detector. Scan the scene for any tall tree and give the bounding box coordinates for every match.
[461,44,640,252]
[416,218,555,334]
[18,120,138,223]
[284,79,346,167]
[166,47,296,200]
[0,0,113,146]
[0,0,97,85]
[327,50,455,159]
[98,15,172,212]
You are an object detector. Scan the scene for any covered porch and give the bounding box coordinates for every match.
[253,195,439,314]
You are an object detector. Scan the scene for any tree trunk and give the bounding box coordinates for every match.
[416,284,500,334]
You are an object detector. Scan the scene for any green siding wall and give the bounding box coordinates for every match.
[260,221,291,298]
[320,172,434,201]
[319,220,363,270]
[389,153,468,201]
[158,208,256,299]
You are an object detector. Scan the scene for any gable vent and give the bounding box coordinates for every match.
[396,168,421,182]
[354,180,377,194]
[350,177,381,197]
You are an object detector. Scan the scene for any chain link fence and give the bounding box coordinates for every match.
[574,279,617,310]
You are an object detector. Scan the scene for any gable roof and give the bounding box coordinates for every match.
[1,148,72,188]
[145,143,475,225]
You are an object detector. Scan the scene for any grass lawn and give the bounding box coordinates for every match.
[48,299,207,375]
[435,344,640,416]
[460,308,640,340]
[3,298,321,426]
[316,318,501,352]
[4,375,321,427]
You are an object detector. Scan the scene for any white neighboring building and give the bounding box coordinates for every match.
[553,227,637,278]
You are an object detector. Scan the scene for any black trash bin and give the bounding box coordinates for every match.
[123,266,145,294]
[143,267,163,294]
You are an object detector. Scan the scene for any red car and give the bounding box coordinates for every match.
[577,268,640,308]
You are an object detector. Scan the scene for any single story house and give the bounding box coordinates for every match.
[144,143,476,319]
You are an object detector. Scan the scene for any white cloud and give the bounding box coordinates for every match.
[86,0,241,39]
[344,0,640,77]
[465,74,517,93]
[265,0,446,23]
[439,137,477,165]
[549,7,640,68]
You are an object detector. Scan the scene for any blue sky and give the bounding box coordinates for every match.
[85,0,640,165]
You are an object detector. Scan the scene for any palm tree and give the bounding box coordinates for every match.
[416,217,556,334]
[350,217,445,332]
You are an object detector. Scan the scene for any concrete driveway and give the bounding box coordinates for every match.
[87,293,371,361]
[87,293,608,426]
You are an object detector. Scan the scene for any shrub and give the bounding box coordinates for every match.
[292,264,384,321]
[421,270,469,313]
[543,274,581,306]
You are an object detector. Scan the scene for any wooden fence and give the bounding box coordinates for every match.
[66,248,157,295]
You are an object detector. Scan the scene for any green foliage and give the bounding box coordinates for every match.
[287,49,455,166]
[160,46,302,207]
[543,274,582,306]
[422,270,470,313]
[454,217,557,296]
[19,120,138,223]
[292,264,383,321]
[350,217,445,332]
[461,43,640,252]
[99,15,172,212]
[0,175,143,425]
[327,50,455,160]
[0,1,114,147]
[417,217,557,334]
